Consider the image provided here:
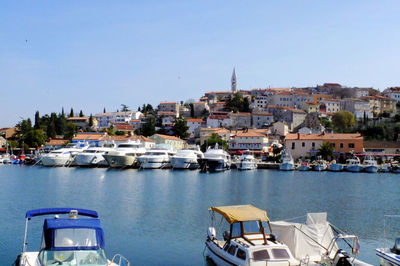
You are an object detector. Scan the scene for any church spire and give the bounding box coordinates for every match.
[231,67,237,93]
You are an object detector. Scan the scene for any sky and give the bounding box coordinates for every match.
[1,1,400,126]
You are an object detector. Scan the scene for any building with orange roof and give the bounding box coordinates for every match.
[361,95,396,115]
[45,138,69,149]
[284,132,363,159]
[110,135,155,149]
[187,118,206,138]
[319,98,342,113]
[207,114,232,128]
[72,132,109,147]
[95,111,143,128]
[112,123,134,134]
[199,128,231,145]
[149,134,186,150]
[209,101,227,113]
[228,129,269,154]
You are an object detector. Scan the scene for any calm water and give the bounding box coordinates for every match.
[0,165,398,265]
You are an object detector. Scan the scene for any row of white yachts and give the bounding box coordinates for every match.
[38,141,258,171]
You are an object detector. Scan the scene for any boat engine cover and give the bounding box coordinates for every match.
[392,238,400,255]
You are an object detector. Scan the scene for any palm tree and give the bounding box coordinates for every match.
[317,141,334,160]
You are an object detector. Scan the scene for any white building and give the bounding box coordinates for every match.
[320,99,342,114]
[342,98,372,119]
[228,130,269,152]
[252,112,274,128]
[95,111,143,128]
[383,87,400,103]
[187,118,205,137]
[207,115,232,128]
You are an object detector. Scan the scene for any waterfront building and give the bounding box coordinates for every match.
[228,129,269,154]
[363,140,400,155]
[206,114,231,128]
[342,98,372,119]
[44,138,69,150]
[229,112,251,129]
[95,111,143,128]
[252,112,273,128]
[187,118,205,137]
[150,134,186,150]
[72,132,109,147]
[284,132,363,160]
[200,128,231,146]
[0,136,6,148]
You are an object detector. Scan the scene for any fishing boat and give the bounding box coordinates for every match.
[391,162,400,173]
[279,149,294,171]
[237,151,257,170]
[376,215,400,266]
[363,155,378,173]
[102,140,146,168]
[16,208,129,266]
[297,161,311,171]
[205,205,299,266]
[198,144,231,172]
[137,145,176,169]
[170,147,203,169]
[380,163,391,173]
[270,212,371,266]
[345,156,363,172]
[327,160,344,172]
[313,160,327,171]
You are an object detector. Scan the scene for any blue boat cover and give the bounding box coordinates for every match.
[43,218,105,250]
[26,208,98,219]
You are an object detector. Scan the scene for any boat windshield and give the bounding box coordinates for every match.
[232,221,262,237]
[144,152,166,156]
[118,144,139,148]
[38,249,107,266]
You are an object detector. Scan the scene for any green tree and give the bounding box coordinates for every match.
[121,104,130,112]
[172,117,189,138]
[55,113,67,135]
[225,92,250,113]
[64,123,77,140]
[47,120,56,139]
[142,116,156,137]
[89,114,94,127]
[69,108,74,118]
[332,111,355,132]
[79,110,84,117]
[34,111,41,129]
[317,141,334,160]
[107,125,116,136]
[189,103,194,117]
[24,129,47,148]
[103,107,106,113]
[200,133,228,152]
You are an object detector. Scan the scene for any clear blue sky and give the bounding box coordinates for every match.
[1,1,399,126]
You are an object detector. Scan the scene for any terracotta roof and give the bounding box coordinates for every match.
[323,83,341,87]
[235,131,266,137]
[114,123,134,131]
[157,111,177,116]
[252,112,273,116]
[73,133,107,140]
[208,115,229,119]
[110,135,155,142]
[285,133,363,141]
[193,102,206,105]
[213,102,226,105]
[291,109,306,114]
[153,134,185,141]
[230,112,251,117]
[364,140,400,149]
[130,119,141,122]
[321,98,342,102]
[159,101,178,104]
[277,91,292,95]
[46,138,69,146]
[188,118,204,123]
[205,91,232,94]
[200,128,230,133]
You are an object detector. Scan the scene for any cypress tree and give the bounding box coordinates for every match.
[79,110,84,117]
[89,114,94,127]
[34,111,41,129]
[69,108,74,118]
[103,107,106,113]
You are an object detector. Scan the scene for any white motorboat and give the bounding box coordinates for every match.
[237,152,257,170]
[40,143,88,167]
[376,215,400,266]
[205,205,300,266]
[198,144,231,172]
[270,212,371,266]
[279,149,294,171]
[297,161,311,171]
[137,145,175,169]
[363,155,378,173]
[74,144,116,167]
[170,148,203,169]
[380,163,391,172]
[313,160,328,171]
[16,208,129,266]
[328,160,344,172]
[345,157,363,172]
[103,141,146,168]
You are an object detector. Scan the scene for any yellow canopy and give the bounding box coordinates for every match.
[210,204,269,224]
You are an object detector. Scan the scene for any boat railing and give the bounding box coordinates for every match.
[110,254,130,266]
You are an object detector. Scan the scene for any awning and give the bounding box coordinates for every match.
[210,204,269,224]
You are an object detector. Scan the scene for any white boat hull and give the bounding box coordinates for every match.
[314,164,327,171]
[170,157,199,169]
[364,165,378,173]
[41,156,72,167]
[74,154,108,167]
[376,248,400,266]
[237,161,257,170]
[280,162,294,171]
[103,154,136,168]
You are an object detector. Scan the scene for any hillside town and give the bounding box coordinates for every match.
[2,69,400,163]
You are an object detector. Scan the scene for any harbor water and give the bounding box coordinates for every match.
[0,165,398,265]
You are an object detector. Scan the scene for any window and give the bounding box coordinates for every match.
[231,222,241,237]
[253,250,270,261]
[291,142,295,149]
[330,143,335,148]
[348,143,355,148]
[236,249,246,260]
[271,249,290,259]
[340,143,344,148]
[242,221,260,234]
[302,142,305,147]
[228,245,237,255]
[312,142,315,148]
[54,228,97,248]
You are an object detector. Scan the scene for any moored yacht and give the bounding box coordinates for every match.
[16,208,130,266]
[237,152,257,170]
[297,161,311,171]
[376,215,400,266]
[74,144,116,167]
[137,146,175,169]
[170,147,203,169]
[198,144,231,172]
[313,160,327,171]
[345,156,363,172]
[279,149,294,171]
[102,140,146,168]
[41,143,88,167]
[380,163,391,172]
[363,155,378,173]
